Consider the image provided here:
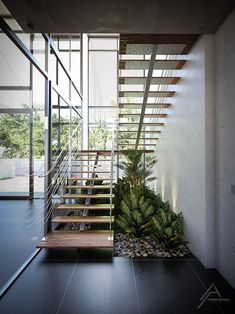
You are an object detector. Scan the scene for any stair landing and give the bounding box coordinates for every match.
[37,231,113,248]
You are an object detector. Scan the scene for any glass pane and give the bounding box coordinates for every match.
[32,34,46,69]
[89,37,117,50]
[71,85,82,112]
[3,17,22,31]
[89,107,117,124]
[0,0,11,15]
[0,25,44,293]
[49,49,57,84]
[71,50,80,90]
[0,112,30,196]
[0,33,31,89]
[58,63,70,100]
[32,68,45,197]
[89,51,117,107]
[89,124,113,150]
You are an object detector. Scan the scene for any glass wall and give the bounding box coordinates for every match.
[0,1,119,293]
[88,35,118,150]
[0,30,46,197]
[0,24,46,289]
[0,0,82,292]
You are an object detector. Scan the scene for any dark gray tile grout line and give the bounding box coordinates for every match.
[185,258,225,314]
[131,257,197,262]
[56,249,82,314]
[131,258,141,314]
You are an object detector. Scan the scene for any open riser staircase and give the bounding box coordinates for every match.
[37,150,115,249]
[37,34,194,252]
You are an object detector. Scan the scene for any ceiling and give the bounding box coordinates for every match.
[2,0,235,33]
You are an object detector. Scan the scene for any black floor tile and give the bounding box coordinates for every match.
[78,248,113,260]
[187,259,235,313]
[0,249,79,314]
[0,200,44,287]
[43,248,81,261]
[133,259,222,314]
[58,257,139,314]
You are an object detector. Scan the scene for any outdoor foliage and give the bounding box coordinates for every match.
[0,111,43,158]
[89,121,112,150]
[0,110,79,159]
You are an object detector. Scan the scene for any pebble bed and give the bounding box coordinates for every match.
[58,211,190,258]
[114,233,190,258]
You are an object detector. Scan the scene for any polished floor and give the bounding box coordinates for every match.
[0,200,43,287]
[0,200,234,314]
[0,249,234,314]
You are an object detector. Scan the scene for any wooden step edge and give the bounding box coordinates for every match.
[62,194,114,198]
[52,216,114,223]
[56,204,115,210]
[64,185,111,189]
[68,177,111,180]
[75,159,112,162]
[72,171,113,174]
[52,230,114,234]
[36,231,114,249]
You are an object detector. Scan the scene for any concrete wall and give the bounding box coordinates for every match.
[156,9,235,288]
[215,9,235,288]
[156,35,216,268]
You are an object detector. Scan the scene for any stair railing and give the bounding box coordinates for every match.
[109,120,116,240]
[37,120,82,233]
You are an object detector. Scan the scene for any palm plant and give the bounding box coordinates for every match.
[117,150,157,190]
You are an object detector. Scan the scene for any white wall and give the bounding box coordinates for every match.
[156,35,216,268]
[156,10,235,288]
[215,9,235,288]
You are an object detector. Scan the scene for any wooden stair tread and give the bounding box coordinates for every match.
[119,103,171,108]
[119,114,167,118]
[37,231,114,248]
[76,150,119,155]
[119,122,164,126]
[119,91,175,97]
[73,165,101,167]
[69,177,111,180]
[73,171,112,173]
[76,159,111,162]
[56,204,114,210]
[52,216,114,223]
[62,193,114,198]
[119,76,180,85]
[64,185,111,189]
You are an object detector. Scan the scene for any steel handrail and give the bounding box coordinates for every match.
[109,120,117,240]
[38,121,82,178]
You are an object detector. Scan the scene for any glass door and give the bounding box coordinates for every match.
[0,109,32,198]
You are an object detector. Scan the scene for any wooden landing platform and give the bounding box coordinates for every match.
[37,231,114,248]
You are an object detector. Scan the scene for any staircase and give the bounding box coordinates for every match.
[37,150,115,249]
[118,34,198,150]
